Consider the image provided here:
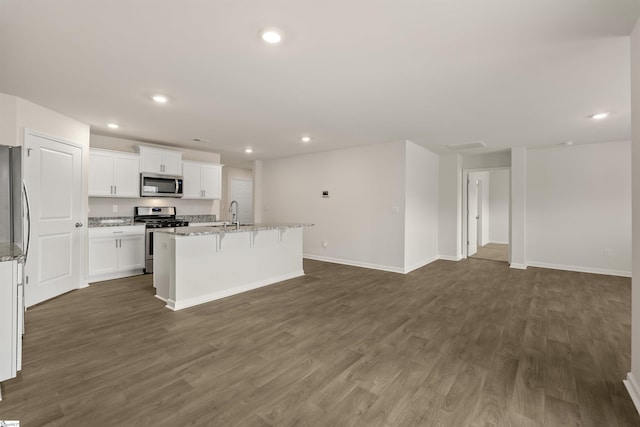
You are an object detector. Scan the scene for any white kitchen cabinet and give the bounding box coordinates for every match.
[88,225,145,281]
[138,146,182,176]
[182,161,222,199]
[0,259,22,384]
[89,148,140,197]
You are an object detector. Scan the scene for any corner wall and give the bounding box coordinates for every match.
[262,141,407,272]
[438,154,462,260]
[526,141,631,276]
[626,16,640,412]
[489,169,509,244]
[404,141,439,272]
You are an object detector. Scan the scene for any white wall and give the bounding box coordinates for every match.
[628,16,640,407]
[0,94,18,146]
[510,147,526,268]
[88,134,222,218]
[1,94,91,288]
[438,154,462,260]
[221,166,253,222]
[16,99,90,149]
[404,141,439,272]
[463,151,511,169]
[526,141,631,276]
[261,141,407,272]
[489,169,509,244]
[90,134,220,163]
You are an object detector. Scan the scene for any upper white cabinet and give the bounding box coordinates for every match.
[182,161,222,200]
[89,148,140,198]
[138,146,182,176]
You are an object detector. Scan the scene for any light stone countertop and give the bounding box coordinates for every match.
[88,217,139,228]
[0,242,25,262]
[154,223,313,236]
[176,214,218,223]
[89,215,218,228]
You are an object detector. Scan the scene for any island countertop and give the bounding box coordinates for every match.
[154,223,313,236]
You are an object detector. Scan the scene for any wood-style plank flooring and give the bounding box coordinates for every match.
[471,243,509,263]
[0,258,638,426]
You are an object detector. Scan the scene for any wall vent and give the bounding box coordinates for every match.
[447,141,486,150]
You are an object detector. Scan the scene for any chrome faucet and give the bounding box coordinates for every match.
[229,200,240,230]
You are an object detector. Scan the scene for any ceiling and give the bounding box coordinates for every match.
[1,0,639,168]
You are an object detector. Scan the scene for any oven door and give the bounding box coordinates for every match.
[140,173,183,198]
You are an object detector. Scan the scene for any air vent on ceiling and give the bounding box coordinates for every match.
[447,141,486,151]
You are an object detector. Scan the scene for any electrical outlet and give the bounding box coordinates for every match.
[112,205,118,213]
[322,240,328,248]
[604,248,612,256]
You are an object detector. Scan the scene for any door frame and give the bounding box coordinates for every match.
[462,166,511,260]
[230,177,254,224]
[23,128,88,308]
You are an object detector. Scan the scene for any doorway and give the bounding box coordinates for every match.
[23,130,84,307]
[230,178,253,224]
[463,168,510,263]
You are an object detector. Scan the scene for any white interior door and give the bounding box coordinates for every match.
[231,178,253,224]
[467,178,479,256]
[24,132,83,307]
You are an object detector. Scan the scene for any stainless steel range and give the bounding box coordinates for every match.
[134,206,189,273]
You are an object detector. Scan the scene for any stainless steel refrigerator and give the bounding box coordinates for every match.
[0,145,24,252]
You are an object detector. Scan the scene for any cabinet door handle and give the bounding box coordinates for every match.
[114,185,117,194]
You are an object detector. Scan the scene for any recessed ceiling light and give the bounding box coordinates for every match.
[245,148,253,153]
[152,94,169,103]
[560,140,574,146]
[261,28,283,44]
[301,136,311,143]
[590,112,610,120]
[107,123,119,129]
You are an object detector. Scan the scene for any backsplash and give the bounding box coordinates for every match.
[89,197,220,218]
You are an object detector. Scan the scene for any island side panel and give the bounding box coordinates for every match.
[153,232,176,306]
[172,227,304,310]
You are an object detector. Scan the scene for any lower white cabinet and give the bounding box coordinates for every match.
[0,259,23,384]
[88,225,145,281]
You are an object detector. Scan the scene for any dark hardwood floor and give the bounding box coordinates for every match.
[0,258,638,426]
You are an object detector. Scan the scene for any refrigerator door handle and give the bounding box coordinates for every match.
[22,181,31,261]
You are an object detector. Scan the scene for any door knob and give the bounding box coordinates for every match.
[75,222,83,228]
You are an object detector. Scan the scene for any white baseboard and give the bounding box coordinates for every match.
[303,254,405,274]
[164,270,305,311]
[88,269,145,284]
[624,372,640,415]
[489,240,509,245]
[404,256,438,274]
[510,263,527,270]
[526,261,631,278]
[304,254,438,274]
[438,255,463,262]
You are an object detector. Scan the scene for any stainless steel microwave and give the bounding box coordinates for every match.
[140,173,183,198]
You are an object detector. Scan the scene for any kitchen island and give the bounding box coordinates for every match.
[153,223,312,310]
